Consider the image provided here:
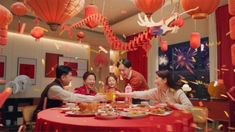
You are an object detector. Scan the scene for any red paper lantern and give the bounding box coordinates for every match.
[85,4,99,28]
[160,40,168,52]
[232,44,235,66]
[30,26,47,40]
[230,17,235,40]
[11,2,27,16]
[25,0,85,31]
[77,31,85,41]
[0,88,12,108]
[190,32,201,49]
[0,4,13,46]
[132,0,165,17]
[180,0,220,19]
[228,0,235,15]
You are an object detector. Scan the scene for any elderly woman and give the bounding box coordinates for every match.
[116,70,193,110]
[74,71,97,96]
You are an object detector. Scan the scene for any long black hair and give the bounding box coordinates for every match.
[156,70,181,90]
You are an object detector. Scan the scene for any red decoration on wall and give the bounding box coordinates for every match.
[85,4,99,28]
[64,62,78,76]
[45,53,63,77]
[190,32,201,49]
[229,17,235,40]
[180,0,220,19]
[93,52,108,68]
[19,64,35,79]
[232,44,235,65]
[0,62,4,77]
[132,0,165,17]
[0,4,13,46]
[228,0,235,15]
[24,0,85,31]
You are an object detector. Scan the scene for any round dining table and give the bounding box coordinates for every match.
[35,108,194,132]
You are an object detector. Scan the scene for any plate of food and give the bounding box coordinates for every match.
[95,111,119,120]
[149,107,173,116]
[120,111,148,118]
[65,111,95,117]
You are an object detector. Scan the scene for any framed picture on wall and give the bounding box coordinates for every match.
[59,56,88,77]
[45,53,63,78]
[0,55,7,80]
[17,57,37,84]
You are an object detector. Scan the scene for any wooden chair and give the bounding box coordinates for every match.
[190,106,208,131]
[18,105,37,132]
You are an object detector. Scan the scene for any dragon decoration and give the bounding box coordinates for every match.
[61,7,197,52]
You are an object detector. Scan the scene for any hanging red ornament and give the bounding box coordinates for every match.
[169,17,184,27]
[228,0,235,15]
[93,51,108,68]
[25,0,85,31]
[131,0,165,17]
[160,40,168,52]
[30,26,48,40]
[180,0,220,19]
[230,17,235,40]
[77,31,85,41]
[0,5,13,46]
[85,4,99,28]
[190,32,201,49]
[232,44,235,66]
[11,2,28,33]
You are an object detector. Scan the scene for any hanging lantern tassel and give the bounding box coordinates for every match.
[228,0,235,15]
[229,17,235,40]
[190,32,201,49]
[160,40,168,52]
[232,44,235,66]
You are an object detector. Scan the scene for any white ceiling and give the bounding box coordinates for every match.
[1,0,228,36]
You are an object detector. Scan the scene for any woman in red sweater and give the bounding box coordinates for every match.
[74,71,97,96]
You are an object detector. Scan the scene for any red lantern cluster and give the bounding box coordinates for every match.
[230,17,235,40]
[24,0,85,31]
[0,4,13,46]
[160,40,168,52]
[132,0,165,17]
[180,0,220,19]
[232,44,235,66]
[190,32,201,49]
[228,0,235,15]
[85,4,99,29]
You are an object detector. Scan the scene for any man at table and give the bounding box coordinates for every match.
[33,65,105,119]
[117,58,149,104]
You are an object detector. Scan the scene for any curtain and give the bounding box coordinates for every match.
[216,5,235,90]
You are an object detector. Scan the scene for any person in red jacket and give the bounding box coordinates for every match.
[105,73,124,102]
[117,58,149,104]
[74,71,97,96]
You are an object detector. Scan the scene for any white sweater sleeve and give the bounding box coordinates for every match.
[48,86,96,103]
[132,88,157,100]
[173,89,193,110]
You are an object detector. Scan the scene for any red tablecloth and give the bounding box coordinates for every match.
[35,108,194,132]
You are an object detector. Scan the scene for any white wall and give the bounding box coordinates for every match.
[0,32,90,98]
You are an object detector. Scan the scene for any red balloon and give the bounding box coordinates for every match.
[132,0,165,17]
[160,40,168,52]
[190,32,201,49]
[85,4,99,28]
[230,17,235,40]
[11,2,27,16]
[232,44,235,66]
[181,0,220,19]
[228,0,235,15]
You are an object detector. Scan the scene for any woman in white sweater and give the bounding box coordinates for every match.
[116,70,193,110]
